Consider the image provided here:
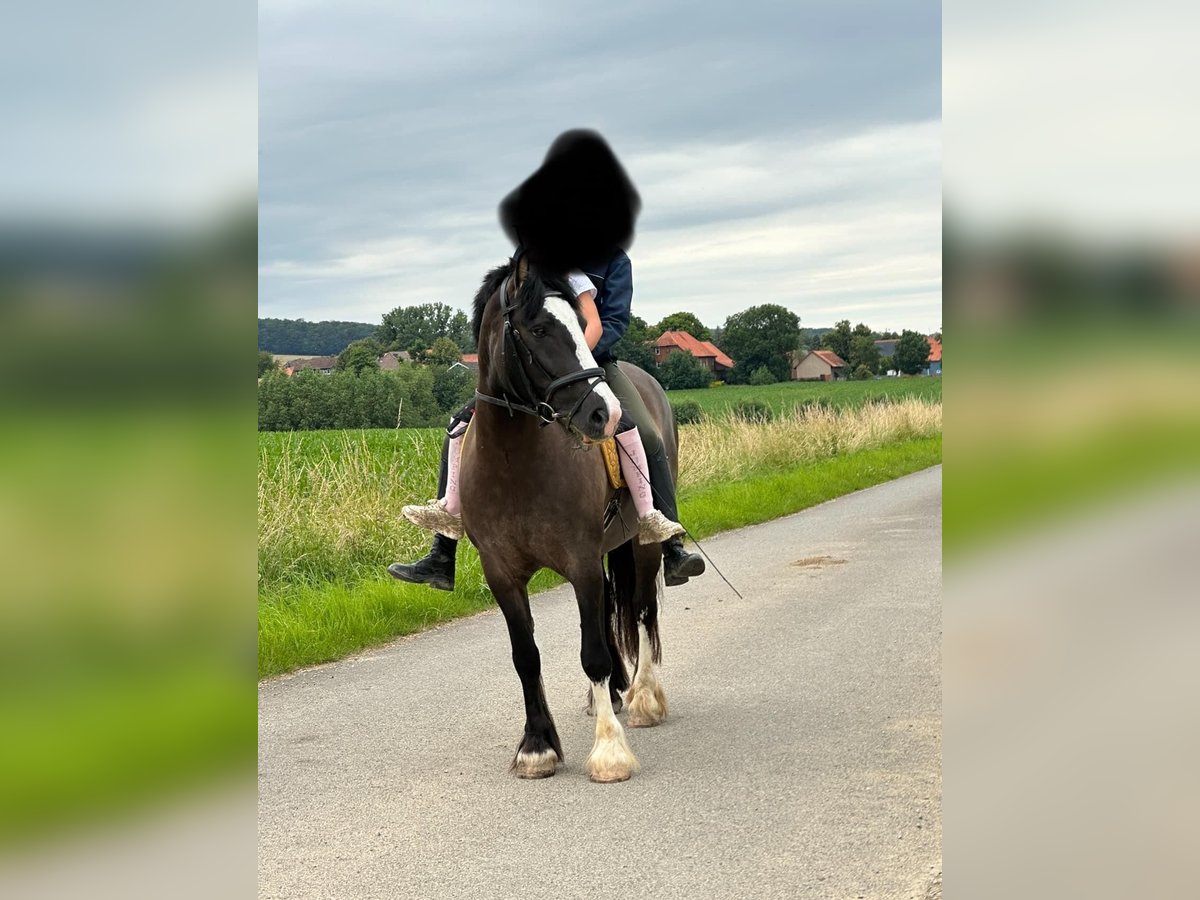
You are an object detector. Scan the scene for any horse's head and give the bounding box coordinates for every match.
[473,257,621,442]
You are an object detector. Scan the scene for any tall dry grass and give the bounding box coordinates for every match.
[258,398,942,592]
[258,430,443,591]
[678,397,942,487]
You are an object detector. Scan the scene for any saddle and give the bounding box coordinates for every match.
[599,438,625,490]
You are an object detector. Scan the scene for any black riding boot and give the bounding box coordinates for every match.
[642,440,705,586]
[387,416,463,591]
[388,533,458,592]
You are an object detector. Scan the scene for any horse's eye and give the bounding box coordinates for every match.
[530,326,548,338]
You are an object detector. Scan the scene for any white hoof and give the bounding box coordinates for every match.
[513,748,558,779]
[627,680,668,728]
[402,499,464,540]
[585,679,639,783]
[637,510,685,545]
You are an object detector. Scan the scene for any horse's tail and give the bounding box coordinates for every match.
[607,540,661,667]
[607,540,640,665]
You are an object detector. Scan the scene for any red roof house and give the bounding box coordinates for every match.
[652,331,734,377]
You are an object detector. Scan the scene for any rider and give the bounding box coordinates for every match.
[389,130,706,590]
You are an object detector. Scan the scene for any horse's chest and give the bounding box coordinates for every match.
[460,438,608,545]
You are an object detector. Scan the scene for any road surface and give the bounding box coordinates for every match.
[259,466,942,899]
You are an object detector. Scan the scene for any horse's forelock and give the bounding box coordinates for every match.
[471,262,578,343]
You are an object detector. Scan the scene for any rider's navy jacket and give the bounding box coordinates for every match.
[580,249,632,364]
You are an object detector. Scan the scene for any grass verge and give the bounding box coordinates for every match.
[259,434,941,677]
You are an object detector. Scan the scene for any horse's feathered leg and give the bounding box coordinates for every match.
[627,544,668,728]
[571,564,638,782]
[484,561,562,778]
[585,565,628,716]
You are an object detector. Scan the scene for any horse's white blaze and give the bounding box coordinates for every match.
[543,296,621,433]
[585,677,638,782]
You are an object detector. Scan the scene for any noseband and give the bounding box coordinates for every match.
[474,262,607,430]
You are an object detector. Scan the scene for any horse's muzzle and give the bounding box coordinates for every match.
[577,394,617,443]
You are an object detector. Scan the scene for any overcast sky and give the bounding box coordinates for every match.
[260,0,941,333]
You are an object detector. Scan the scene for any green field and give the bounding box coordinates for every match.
[666,376,941,417]
[259,389,942,677]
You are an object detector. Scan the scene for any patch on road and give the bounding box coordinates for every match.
[790,555,847,569]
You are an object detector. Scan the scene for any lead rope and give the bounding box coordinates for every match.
[614,439,744,601]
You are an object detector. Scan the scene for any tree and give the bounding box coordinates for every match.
[653,311,711,341]
[720,304,801,384]
[611,314,657,373]
[748,366,776,386]
[894,330,931,375]
[823,320,853,364]
[655,351,711,390]
[425,336,463,369]
[258,350,278,378]
[375,303,474,354]
[432,365,475,412]
[336,338,382,375]
[848,333,882,375]
[852,363,874,381]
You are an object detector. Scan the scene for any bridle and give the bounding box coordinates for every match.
[474,257,607,431]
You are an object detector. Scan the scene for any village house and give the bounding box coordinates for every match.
[377,350,413,370]
[926,338,942,374]
[874,336,942,375]
[790,349,848,381]
[283,355,337,376]
[652,330,734,379]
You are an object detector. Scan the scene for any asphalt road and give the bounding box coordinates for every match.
[259,466,942,900]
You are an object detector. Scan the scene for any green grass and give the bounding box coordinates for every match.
[259,433,942,677]
[666,376,940,418]
[682,435,942,538]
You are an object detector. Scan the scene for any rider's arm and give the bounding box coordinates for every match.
[578,290,602,350]
[567,270,603,350]
[592,252,631,362]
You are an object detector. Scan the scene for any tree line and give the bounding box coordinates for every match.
[258,318,378,355]
[259,299,935,430]
[258,365,475,431]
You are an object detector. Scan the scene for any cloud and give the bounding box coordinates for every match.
[259,0,941,331]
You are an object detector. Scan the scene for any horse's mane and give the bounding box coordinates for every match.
[471,260,579,342]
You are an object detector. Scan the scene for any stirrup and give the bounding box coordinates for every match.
[638,510,685,545]
[402,499,464,540]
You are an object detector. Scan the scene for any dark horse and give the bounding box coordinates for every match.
[460,255,672,783]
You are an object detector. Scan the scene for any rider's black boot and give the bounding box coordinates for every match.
[388,403,475,591]
[662,535,705,586]
[641,438,705,586]
[388,533,458,592]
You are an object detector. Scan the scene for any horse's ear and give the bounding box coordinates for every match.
[516,254,528,286]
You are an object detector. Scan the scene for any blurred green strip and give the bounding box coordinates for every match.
[0,658,248,844]
[945,421,1200,555]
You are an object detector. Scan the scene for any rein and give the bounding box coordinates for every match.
[475,260,606,430]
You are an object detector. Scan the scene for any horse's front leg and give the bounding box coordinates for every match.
[627,553,668,728]
[584,569,628,717]
[573,565,639,783]
[483,558,562,778]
